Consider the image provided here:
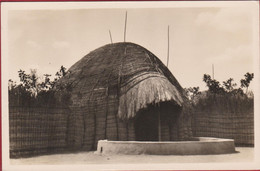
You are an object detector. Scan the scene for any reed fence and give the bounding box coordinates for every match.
[192,112,254,146]
[9,106,254,158]
[9,106,70,158]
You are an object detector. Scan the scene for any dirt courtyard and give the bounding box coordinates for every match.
[10,147,254,165]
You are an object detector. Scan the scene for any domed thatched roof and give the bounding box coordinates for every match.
[58,42,186,119]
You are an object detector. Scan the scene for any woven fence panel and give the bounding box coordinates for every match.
[9,106,69,158]
[192,112,254,146]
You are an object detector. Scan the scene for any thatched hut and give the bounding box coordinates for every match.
[57,42,192,151]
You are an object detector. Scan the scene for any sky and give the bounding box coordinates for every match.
[5,3,258,91]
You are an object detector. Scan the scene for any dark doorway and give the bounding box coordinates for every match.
[134,101,181,141]
[134,105,159,141]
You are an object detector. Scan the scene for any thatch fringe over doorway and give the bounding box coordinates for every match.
[56,42,192,151]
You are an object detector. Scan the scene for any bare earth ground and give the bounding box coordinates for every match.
[10,147,254,165]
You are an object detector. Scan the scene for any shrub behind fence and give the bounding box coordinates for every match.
[192,112,254,146]
[9,106,70,158]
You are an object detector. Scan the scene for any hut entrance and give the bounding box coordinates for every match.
[134,101,181,141]
[134,105,159,141]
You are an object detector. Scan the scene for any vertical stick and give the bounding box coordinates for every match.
[212,64,215,79]
[167,25,170,67]
[109,30,113,44]
[158,106,161,141]
[124,11,127,42]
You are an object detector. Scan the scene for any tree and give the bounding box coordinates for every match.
[8,79,17,91]
[203,74,225,94]
[240,72,254,93]
[39,74,52,90]
[223,78,237,92]
[18,69,40,96]
[185,87,201,100]
[10,66,68,97]
[9,65,71,107]
[55,65,67,80]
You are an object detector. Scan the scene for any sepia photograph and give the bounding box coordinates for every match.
[1,1,259,170]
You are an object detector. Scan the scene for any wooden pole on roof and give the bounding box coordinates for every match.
[109,30,113,44]
[212,64,215,79]
[158,25,170,142]
[158,106,161,141]
[167,25,170,67]
[124,11,127,42]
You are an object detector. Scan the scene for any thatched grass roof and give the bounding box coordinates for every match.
[57,42,186,119]
[118,72,183,119]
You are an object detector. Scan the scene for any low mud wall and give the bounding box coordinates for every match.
[96,138,236,155]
